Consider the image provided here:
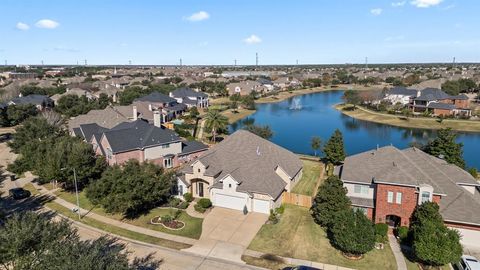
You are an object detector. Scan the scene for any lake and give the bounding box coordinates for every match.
[230,90,480,169]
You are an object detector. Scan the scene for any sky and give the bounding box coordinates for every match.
[1,0,479,65]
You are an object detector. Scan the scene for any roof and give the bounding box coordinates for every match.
[170,87,208,98]
[134,92,176,104]
[9,94,52,106]
[182,130,303,199]
[350,197,375,208]
[385,87,417,96]
[414,88,451,101]
[75,123,109,142]
[103,120,181,153]
[68,106,130,130]
[426,102,456,110]
[339,146,480,225]
[180,140,209,156]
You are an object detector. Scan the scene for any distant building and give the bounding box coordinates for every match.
[132,92,186,123]
[8,94,53,110]
[409,88,471,117]
[169,87,209,108]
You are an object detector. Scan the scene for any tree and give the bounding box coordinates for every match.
[188,106,199,119]
[424,128,465,168]
[311,175,351,228]
[410,202,462,267]
[243,125,273,140]
[311,136,322,157]
[0,211,160,270]
[323,129,346,165]
[204,110,228,142]
[8,116,63,153]
[0,104,38,127]
[342,90,361,109]
[330,209,376,256]
[86,160,175,218]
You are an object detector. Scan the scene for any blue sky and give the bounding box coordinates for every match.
[1,0,479,65]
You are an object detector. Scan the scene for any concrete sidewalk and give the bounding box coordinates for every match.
[31,182,197,246]
[388,234,407,270]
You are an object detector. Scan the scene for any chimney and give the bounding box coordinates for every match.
[148,104,152,111]
[153,111,161,127]
[132,106,138,120]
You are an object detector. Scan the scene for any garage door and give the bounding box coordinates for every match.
[253,199,271,214]
[453,227,480,248]
[214,193,247,211]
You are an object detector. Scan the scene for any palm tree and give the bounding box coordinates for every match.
[204,110,228,142]
[311,136,322,157]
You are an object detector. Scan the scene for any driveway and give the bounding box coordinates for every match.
[183,207,268,263]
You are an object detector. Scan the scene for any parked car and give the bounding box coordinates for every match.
[283,266,322,270]
[9,188,31,200]
[456,255,480,270]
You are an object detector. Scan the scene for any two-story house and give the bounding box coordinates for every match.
[383,87,418,105]
[410,88,471,116]
[133,92,187,123]
[169,87,209,108]
[74,116,208,168]
[177,130,303,214]
[337,146,480,248]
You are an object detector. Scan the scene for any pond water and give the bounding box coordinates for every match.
[230,90,480,169]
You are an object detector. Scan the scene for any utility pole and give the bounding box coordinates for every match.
[129,60,132,65]
[234,59,237,67]
[84,59,87,66]
[296,59,299,66]
[73,168,81,219]
[4,60,6,66]
[365,57,368,69]
[255,52,259,67]
[179,58,183,67]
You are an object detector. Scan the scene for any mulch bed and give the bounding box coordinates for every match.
[150,216,185,230]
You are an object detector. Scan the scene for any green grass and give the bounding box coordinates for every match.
[249,205,397,270]
[44,201,191,250]
[241,255,290,270]
[291,160,323,196]
[55,190,203,239]
[23,183,41,195]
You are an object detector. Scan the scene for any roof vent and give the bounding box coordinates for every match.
[438,154,445,160]
[393,162,396,167]
[256,146,261,156]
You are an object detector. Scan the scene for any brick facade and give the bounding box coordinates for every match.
[374,184,418,226]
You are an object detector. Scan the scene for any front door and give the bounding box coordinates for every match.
[198,182,204,197]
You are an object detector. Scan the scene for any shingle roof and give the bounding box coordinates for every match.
[182,130,303,199]
[9,94,52,106]
[350,197,375,208]
[180,141,209,156]
[170,87,208,98]
[427,102,456,110]
[68,106,130,130]
[103,120,181,153]
[134,92,176,104]
[414,88,451,101]
[339,146,480,225]
[386,87,417,96]
[76,123,109,142]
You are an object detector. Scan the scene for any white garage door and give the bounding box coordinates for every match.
[214,193,247,211]
[253,199,271,214]
[453,228,480,249]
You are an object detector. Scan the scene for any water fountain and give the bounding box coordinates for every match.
[290,97,303,110]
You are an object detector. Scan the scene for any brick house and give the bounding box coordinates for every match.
[73,116,208,169]
[337,146,480,248]
[409,88,471,117]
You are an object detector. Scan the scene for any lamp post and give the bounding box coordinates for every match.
[61,167,81,219]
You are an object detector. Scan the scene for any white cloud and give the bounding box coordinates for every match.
[185,11,210,22]
[243,34,262,44]
[16,22,30,30]
[35,19,60,29]
[370,8,383,15]
[410,0,443,8]
[391,1,406,7]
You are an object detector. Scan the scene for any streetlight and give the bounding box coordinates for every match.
[61,167,81,219]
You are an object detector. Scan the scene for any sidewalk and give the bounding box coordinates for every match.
[388,234,407,270]
[32,182,197,246]
[244,250,355,270]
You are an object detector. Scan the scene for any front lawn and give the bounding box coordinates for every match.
[291,159,323,196]
[55,190,203,239]
[249,205,397,270]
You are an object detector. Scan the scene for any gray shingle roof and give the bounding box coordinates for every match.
[180,141,209,156]
[414,88,451,101]
[183,130,303,199]
[9,94,52,106]
[104,120,181,153]
[350,197,375,208]
[427,102,456,110]
[339,146,480,225]
[76,123,109,142]
[170,87,208,98]
[134,92,176,104]
[386,87,417,96]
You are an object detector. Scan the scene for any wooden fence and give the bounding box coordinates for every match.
[282,192,313,208]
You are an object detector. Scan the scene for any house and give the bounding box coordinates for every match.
[169,87,209,108]
[68,106,132,131]
[273,77,301,90]
[337,146,480,248]
[75,118,208,168]
[257,78,274,92]
[383,87,418,105]
[51,88,94,104]
[410,88,471,117]
[226,80,261,96]
[178,130,303,214]
[8,94,53,110]
[133,92,187,123]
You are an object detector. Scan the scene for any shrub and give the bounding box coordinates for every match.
[375,223,389,237]
[396,226,409,243]
[162,215,173,223]
[177,201,189,209]
[330,210,376,256]
[268,209,279,224]
[276,204,285,215]
[183,192,193,202]
[194,204,206,213]
[168,197,181,208]
[173,209,182,220]
[197,198,212,209]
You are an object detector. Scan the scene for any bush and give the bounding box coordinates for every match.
[183,192,193,202]
[177,201,189,209]
[162,215,173,223]
[276,204,285,215]
[194,204,206,213]
[168,197,181,208]
[396,226,409,243]
[330,210,376,256]
[375,223,388,237]
[197,198,212,209]
[268,210,279,224]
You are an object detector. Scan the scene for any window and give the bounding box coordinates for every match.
[106,148,112,160]
[354,184,369,195]
[178,185,183,196]
[421,191,430,204]
[162,144,170,149]
[198,169,201,173]
[396,192,402,204]
[164,158,172,168]
[353,207,367,215]
[228,184,232,188]
[387,191,394,203]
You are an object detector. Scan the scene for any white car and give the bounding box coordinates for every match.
[457,255,480,270]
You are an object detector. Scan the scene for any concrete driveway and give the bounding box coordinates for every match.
[183,207,268,263]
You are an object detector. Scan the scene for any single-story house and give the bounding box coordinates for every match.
[178,130,303,214]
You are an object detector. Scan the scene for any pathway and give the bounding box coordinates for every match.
[388,234,408,270]
[31,182,197,245]
[196,118,206,140]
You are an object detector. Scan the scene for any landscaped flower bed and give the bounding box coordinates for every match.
[151,216,185,230]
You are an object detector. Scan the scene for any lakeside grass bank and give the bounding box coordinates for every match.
[335,104,480,133]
